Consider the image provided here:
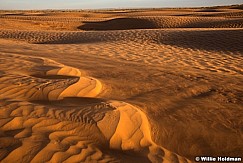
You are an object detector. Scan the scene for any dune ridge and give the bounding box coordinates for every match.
[1,29,243,52]
[0,53,102,101]
[0,52,190,162]
[79,16,243,30]
[1,10,243,31]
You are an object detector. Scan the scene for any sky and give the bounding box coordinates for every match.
[0,0,243,10]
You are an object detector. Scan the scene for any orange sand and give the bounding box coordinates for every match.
[0,6,242,162]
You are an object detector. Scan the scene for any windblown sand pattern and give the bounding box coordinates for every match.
[0,53,102,101]
[0,6,243,162]
[0,53,189,162]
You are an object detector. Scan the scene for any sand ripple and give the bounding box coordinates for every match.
[0,7,242,162]
[0,52,190,162]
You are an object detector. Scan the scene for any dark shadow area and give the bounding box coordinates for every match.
[78,18,157,31]
[0,70,5,76]
[0,13,48,17]
[0,137,22,160]
[174,14,193,16]
[32,97,107,107]
[159,29,243,53]
[1,13,24,16]
[24,13,49,16]
[31,74,79,80]
[204,4,243,10]
[103,148,151,163]
[185,19,243,28]
[230,4,243,10]
[96,10,140,14]
[196,9,222,12]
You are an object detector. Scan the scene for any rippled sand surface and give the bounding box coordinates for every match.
[0,6,242,162]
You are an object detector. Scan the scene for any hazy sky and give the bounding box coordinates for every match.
[0,0,242,10]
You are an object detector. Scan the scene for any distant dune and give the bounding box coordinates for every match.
[0,6,242,162]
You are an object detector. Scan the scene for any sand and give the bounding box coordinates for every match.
[0,6,243,162]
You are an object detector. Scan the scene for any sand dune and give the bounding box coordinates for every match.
[1,29,243,51]
[0,29,242,75]
[0,53,102,101]
[1,16,243,31]
[0,52,190,162]
[0,99,190,162]
[1,8,243,31]
[0,6,243,163]
[80,16,243,30]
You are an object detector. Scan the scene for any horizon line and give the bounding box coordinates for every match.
[0,3,242,11]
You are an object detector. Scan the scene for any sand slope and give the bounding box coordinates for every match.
[0,29,242,76]
[0,53,102,101]
[0,52,190,162]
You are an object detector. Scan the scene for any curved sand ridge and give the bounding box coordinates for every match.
[0,53,102,101]
[79,16,243,30]
[0,52,190,162]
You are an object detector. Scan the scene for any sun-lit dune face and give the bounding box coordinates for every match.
[0,53,102,101]
[0,53,190,163]
[0,6,243,163]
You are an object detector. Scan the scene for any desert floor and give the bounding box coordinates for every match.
[0,6,243,162]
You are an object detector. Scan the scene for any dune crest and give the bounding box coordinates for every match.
[0,53,102,101]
